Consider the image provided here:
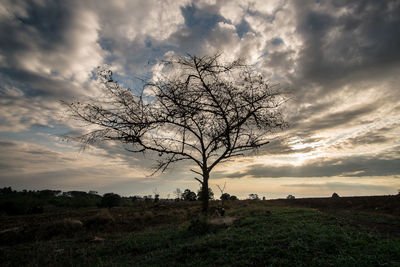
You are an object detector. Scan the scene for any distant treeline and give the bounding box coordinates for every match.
[0,187,238,216]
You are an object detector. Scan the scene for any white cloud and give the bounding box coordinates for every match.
[1,0,400,197]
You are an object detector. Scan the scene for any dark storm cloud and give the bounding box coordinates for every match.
[0,68,83,98]
[294,0,400,89]
[0,0,101,91]
[297,103,378,132]
[216,154,400,179]
[275,0,400,144]
[1,1,74,70]
[0,0,103,131]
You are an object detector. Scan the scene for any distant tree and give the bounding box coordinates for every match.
[220,193,231,201]
[197,187,214,201]
[332,192,339,198]
[130,195,141,202]
[249,193,259,200]
[0,187,14,195]
[143,195,153,204]
[65,191,88,198]
[229,195,238,200]
[153,188,160,203]
[64,54,287,213]
[101,193,121,208]
[37,189,61,197]
[286,194,295,200]
[173,188,182,201]
[182,189,197,201]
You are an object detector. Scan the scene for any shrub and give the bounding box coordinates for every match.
[101,193,121,208]
[332,192,340,198]
[229,195,238,200]
[197,187,214,201]
[249,193,259,200]
[187,217,210,235]
[287,195,295,200]
[220,193,231,201]
[182,189,197,201]
[84,209,115,228]
[39,219,83,240]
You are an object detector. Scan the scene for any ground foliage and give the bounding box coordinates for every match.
[1,196,399,266]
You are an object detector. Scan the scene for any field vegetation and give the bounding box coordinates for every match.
[1,188,399,266]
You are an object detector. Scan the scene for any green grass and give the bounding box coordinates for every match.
[1,203,400,266]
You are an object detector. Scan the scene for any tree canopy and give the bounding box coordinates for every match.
[65,53,287,213]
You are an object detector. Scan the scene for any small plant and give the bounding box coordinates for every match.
[332,192,340,198]
[187,217,210,235]
[286,195,295,200]
[153,188,160,203]
[84,209,115,228]
[101,193,121,208]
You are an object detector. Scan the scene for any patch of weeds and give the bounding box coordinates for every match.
[187,217,210,235]
[2,205,400,266]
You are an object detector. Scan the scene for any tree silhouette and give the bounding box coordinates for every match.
[182,189,197,201]
[64,54,287,213]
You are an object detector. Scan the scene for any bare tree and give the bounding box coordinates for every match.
[64,54,287,213]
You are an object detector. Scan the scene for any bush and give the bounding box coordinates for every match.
[287,195,295,200]
[187,217,210,235]
[84,209,115,228]
[39,219,83,240]
[101,193,121,208]
[332,192,340,198]
[229,195,238,200]
[249,193,259,200]
[182,189,197,201]
[197,187,214,201]
[220,193,230,201]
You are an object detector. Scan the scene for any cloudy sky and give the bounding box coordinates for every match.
[0,0,399,199]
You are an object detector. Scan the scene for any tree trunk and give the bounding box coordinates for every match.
[201,171,209,214]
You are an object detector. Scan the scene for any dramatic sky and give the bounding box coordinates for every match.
[1,0,399,199]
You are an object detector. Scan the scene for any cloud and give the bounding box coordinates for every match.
[0,0,399,197]
[0,0,103,83]
[294,0,400,87]
[0,138,155,191]
[282,181,392,192]
[216,152,400,179]
[0,0,106,132]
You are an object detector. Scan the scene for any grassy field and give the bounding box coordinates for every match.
[1,197,400,266]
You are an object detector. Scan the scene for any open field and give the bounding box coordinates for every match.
[1,195,400,266]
